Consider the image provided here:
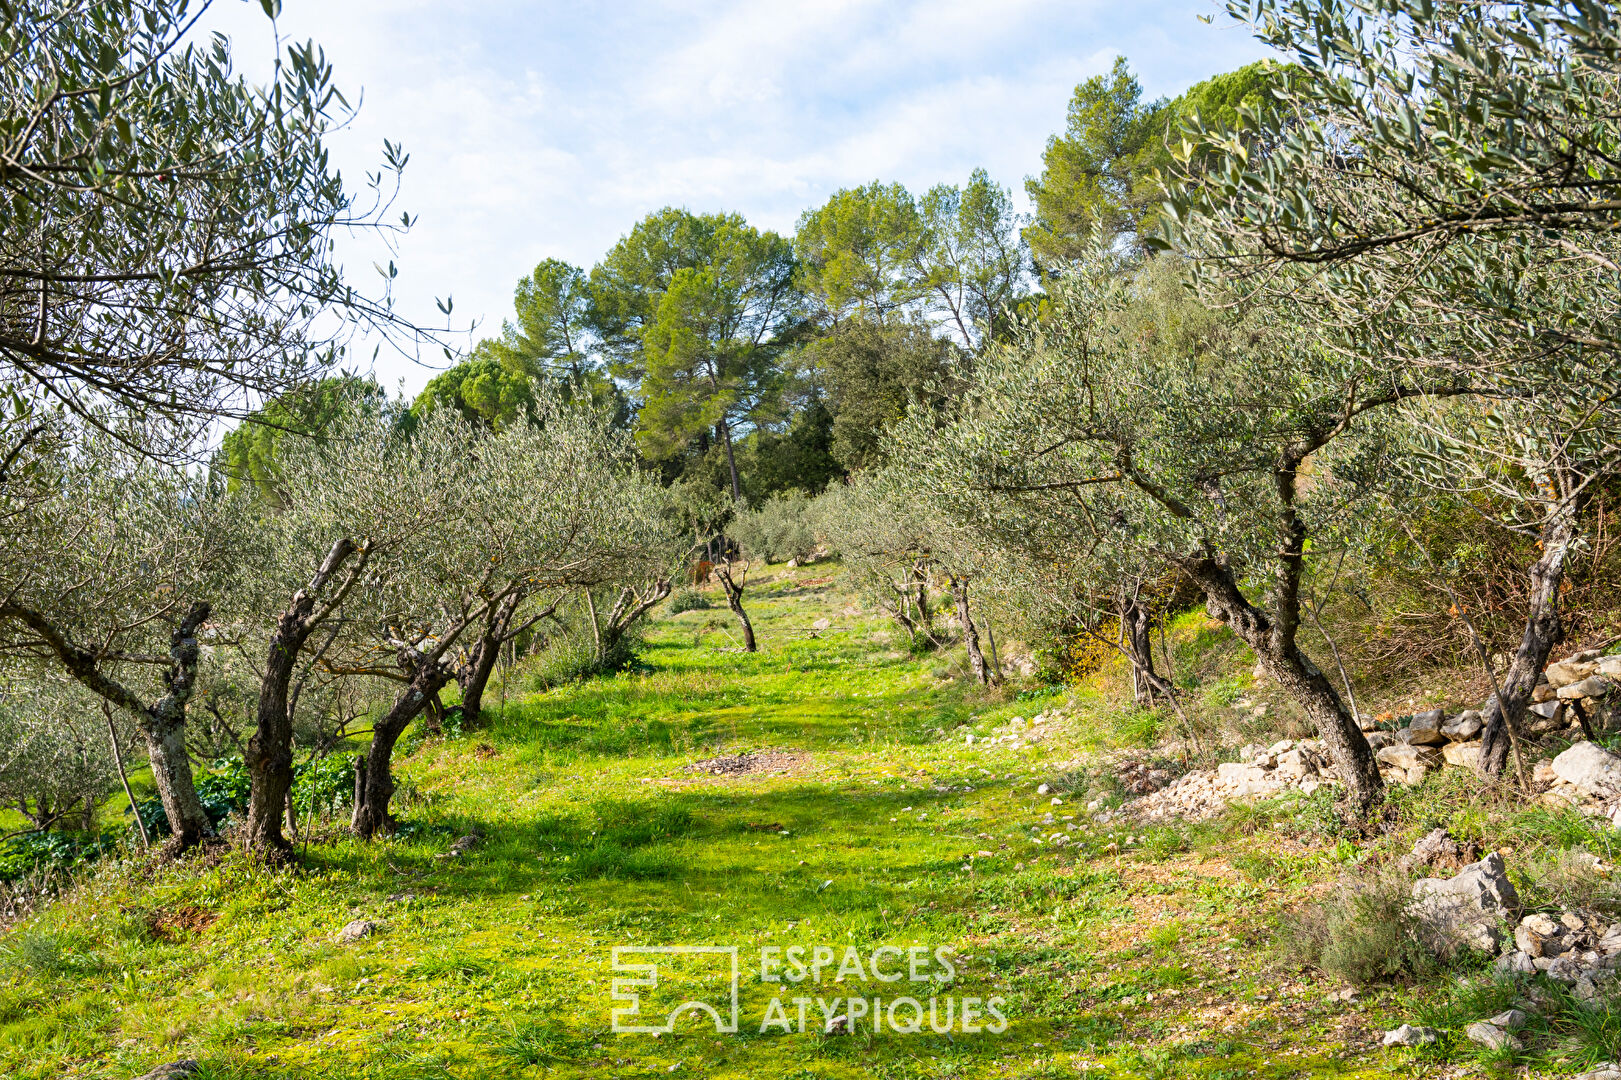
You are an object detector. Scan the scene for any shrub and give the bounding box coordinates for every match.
[0,830,118,882]
[1278,873,1452,986]
[669,588,712,614]
[293,754,357,821]
[730,492,819,563]
[519,621,647,692]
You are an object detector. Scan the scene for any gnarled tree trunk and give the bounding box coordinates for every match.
[351,658,453,840]
[1122,594,1158,706]
[243,539,366,859]
[1479,502,1577,775]
[1,598,215,849]
[950,576,998,686]
[593,580,671,666]
[1180,554,1382,812]
[714,560,756,652]
[457,592,520,723]
[143,699,212,850]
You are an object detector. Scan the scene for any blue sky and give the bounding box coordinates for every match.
[199,1,1274,394]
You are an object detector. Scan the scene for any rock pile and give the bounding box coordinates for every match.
[1116,759,1173,796]
[1129,739,1335,822]
[1362,649,1618,784]
[1367,706,1485,784]
[1537,741,1621,825]
[1382,839,1621,1052]
[1496,908,1621,1002]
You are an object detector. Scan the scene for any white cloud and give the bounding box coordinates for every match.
[196,0,1272,394]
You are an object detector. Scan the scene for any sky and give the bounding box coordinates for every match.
[196,0,1275,396]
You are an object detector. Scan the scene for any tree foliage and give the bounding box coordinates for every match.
[0,0,432,455]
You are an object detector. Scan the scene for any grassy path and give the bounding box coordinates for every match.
[3,566,1411,1078]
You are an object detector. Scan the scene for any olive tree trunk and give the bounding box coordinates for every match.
[593,580,671,666]
[1179,554,1383,812]
[1478,501,1577,775]
[714,561,756,652]
[1122,594,1158,706]
[143,696,213,850]
[457,592,521,724]
[950,576,997,686]
[1,599,214,849]
[243,539,367,859]
[351,659,452,840]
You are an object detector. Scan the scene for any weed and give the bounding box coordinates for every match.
[669,587,712,613]
[1277,872,1454,986]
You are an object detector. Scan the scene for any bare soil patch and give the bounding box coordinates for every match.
[683,749,809,777]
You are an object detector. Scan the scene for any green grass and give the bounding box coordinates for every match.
[4,563,1620,1077]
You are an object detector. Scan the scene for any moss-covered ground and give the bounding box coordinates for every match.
[2,563,1617,1078]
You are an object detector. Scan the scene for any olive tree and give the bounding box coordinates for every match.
[247,400,672,843]
[0,674,140,833]
[0,435,234,847]
[0,0,434,459]
[889,253,1476,811]
[819,472,1001,683]
[1165,0,1621,774]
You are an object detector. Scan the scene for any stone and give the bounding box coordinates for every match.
[1402,765,1432,786]
[1441,711,1483,741]
[1409,709,1447,744]
[1410,853,1521,952]
[1376,744,1443,770]
[1548,658,1600,688]
[335,919,383,943]
[785,558,798,569]
[1516,913,1567,957]
[1464,1021,1522,1051]
[134,1064,201,1080]
[1552,742,1621,798]
[1574,1064,1621,1080]
[1276,748,1318,780]
[1541,783,1585,808]
[1560,676,1613,700]
[444,833,482,857]
[1529,699,1564,720]
[1497,950,1536,975]
[1037,784,1051,795]
[1217,762,1269,786]
[1267,739,1295,756]
[1408,828,1468,870]
[1599,656,1621,679]
[1546,955,1584,984]
[1366,731,1395,750]
[1381,1024,1440,1047]
[1442,741,1482,770]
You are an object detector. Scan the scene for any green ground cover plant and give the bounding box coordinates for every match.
[5,562,1618,1078]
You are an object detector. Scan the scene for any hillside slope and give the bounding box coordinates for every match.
[2,563,1615,1079]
